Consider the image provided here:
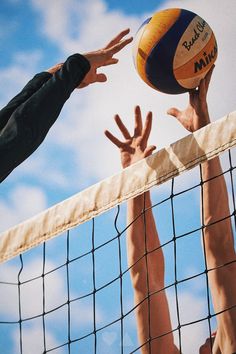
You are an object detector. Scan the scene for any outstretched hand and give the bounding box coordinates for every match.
[167,66,215,132]
[105,106,156,168]
[79,28,133,88]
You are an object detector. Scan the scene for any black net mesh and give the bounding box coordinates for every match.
[0,149,235,354]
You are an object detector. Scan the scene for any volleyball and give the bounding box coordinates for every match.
[132,8,218,94]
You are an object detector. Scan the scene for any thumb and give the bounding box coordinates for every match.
[95,73,107,83]
[144,145,156,158]
[167,107,180,118]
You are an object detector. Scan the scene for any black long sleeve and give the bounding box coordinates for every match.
[0,53,90,182]
[0,72,52,131]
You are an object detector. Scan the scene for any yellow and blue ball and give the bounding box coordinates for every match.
[133,8,218,94]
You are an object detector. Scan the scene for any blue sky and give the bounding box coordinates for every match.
[106,0,166,14]
[0,0,236,353]
[0,1,57,67]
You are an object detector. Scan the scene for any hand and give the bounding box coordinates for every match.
[167,66,215,132]
[46,63,63,74]
[105,106,156,168]
[79,28,133,88]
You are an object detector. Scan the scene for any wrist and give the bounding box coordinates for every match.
[200,113,211,128]
[197,105,211,129]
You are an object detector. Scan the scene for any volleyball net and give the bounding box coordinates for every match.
[0,112,236,354]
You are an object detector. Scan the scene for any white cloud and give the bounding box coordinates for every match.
[31,0,75,50]
[13,50,43,68]
[30,0,140,54]
[0,184,47,232]
[0,47,42,109]
[12,153,71,189]
[13,323,63,354]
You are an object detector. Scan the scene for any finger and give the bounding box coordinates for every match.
[189,89,198,100]
[95,73,107,83]
[102,58,119,66]
[198,78,207,101]
[144,145,156,158]
[134,105,143,136]
[104,130,124,148]
[104,28,131,49]
[115,114,131,139]
[204,64,215,93]
[167,107,188,128]
[198,64,215,99]
[167,107,180,118]
[142,111,153,146]
[106,36,133,56]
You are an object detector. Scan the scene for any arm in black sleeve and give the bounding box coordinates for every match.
[0,72,52,131]
[0,53,90,182]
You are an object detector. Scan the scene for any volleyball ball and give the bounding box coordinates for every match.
[133,8,218,94]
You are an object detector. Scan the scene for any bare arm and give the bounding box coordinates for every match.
[168,66,236,353]
[127,192,179,354]
[105,106,179,354]
[201,157,236,354]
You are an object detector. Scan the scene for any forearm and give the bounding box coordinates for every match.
[127,191,165,291]
[127,192,177,353]
[0,54,90,182]
[0,72,52,131]
[202,156,236,352]
[201,156,235,265]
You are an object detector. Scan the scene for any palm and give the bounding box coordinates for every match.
[177,92,207,132]
[120,136,148,168]
[105,106,156,169]
[167,67,214,133]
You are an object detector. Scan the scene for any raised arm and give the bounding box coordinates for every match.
[0,29,132,182]
[168,67,236,353]
[105,106,179,354]
[201,143,236,353]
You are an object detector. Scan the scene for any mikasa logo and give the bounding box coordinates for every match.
[194,44,218,72]
[182,19,208,51]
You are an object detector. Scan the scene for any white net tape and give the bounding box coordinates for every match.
[0,112,236,264]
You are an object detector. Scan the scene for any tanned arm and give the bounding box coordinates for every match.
[105,106,179,354]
